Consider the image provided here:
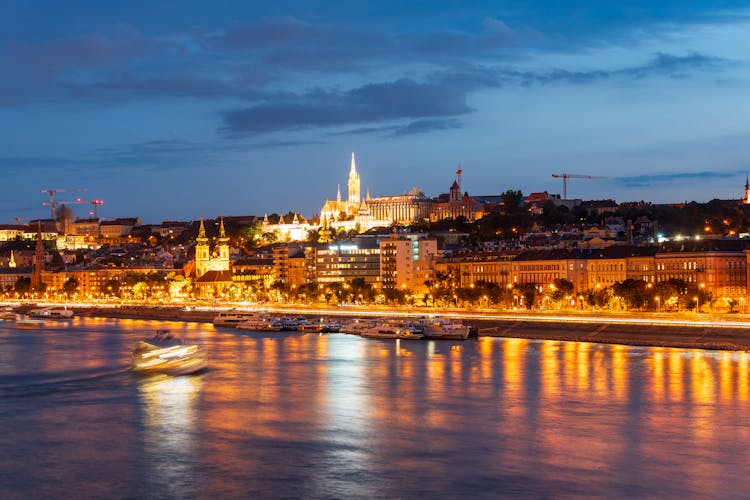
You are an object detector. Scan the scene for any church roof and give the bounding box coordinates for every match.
[195,270,233,283]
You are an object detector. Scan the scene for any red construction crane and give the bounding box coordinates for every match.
[74,198,105,218]
[551,173,607,199]
[40,188,86,218]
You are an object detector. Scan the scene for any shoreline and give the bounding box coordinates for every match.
[10,303,750,352]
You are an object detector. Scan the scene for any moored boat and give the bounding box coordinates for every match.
[131,330,208,376]
[236,315,284,332]
[420,317,476,340]
[28,307,74,319]
[298,322,325,333]
[213,310,261,328]
[339,318,378,335]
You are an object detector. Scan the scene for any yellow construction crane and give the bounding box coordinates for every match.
[551,173,607,199]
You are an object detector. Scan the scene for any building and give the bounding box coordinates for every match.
[100,218,141,239]
[379,233,438,293]
[272,243,308,289]
[261,213,316,242]
[316,241,381,286]
[429,169,484,222]
[366,189,432,225]
[320,152,363,223]
[194,218,230,278]
[73,218,100,237]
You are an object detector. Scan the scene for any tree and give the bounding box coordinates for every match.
[501,189,524,214]
[550,278,574,302]
[14,277,31,294]
[516,283,537,309]
[62,277,79,296]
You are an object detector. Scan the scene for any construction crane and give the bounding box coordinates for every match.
[551,173,607,199]
[40,188,86,219]
[74,198,105,218]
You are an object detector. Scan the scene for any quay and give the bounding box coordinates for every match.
[11,303,750,352]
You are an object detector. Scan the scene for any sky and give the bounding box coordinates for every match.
[2,1,750,224]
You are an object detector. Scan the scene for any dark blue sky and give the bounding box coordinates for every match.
[2,1,750,223]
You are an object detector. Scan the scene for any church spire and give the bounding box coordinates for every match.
[197,218,207,240]
[337,184,341,203]
[744,176,750,205]
[219,217,226,238]
[347,151,361,204]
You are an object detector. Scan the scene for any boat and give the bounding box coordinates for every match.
[361,319,423,340]
[131,330,208,376]
[28,307,74,319]
[0,309,16,321]
[236,315,284,332]
[297,319,326,333]
[279,316,305,331]
[213,310,262,328]
[420,317,477,340]
[14,318,46,329]
[339,318,378,335]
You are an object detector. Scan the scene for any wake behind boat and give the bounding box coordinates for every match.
[131,330,208,376]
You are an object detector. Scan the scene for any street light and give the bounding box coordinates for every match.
[655,295,660,312]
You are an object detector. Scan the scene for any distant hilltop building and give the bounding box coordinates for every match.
[320,152,366,223]
[262,153,484,242]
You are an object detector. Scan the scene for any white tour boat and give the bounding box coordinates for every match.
[132,330,208,376]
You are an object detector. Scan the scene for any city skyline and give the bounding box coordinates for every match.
[2,1,750,223]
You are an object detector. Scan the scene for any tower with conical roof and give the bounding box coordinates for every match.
[195,218,210,277]
[348,152,361,205]
[744,176,750,205]
[195,217,231,278]
[216,217,230,269]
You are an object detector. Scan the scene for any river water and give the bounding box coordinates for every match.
[1,316,749,498]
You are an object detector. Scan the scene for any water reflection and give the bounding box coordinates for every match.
[137,374,205,498]
[4,319,750,497]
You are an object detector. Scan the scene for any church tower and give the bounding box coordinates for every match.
[216,217,230,270]
[348,152,361,205]
[744,176,750,205]
[195,218,209,278]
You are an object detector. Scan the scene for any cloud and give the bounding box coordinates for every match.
[332,118,463,137]
[210,17,330,49]
[220,78,474,136]
[615,170,736,187]
[3,26,155,78]
[513,52,729,86]
[68,74,264,100]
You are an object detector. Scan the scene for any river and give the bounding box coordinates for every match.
[1,316,749,498]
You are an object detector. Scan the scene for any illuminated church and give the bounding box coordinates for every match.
[320,152,364,222]
[194,218,230,277]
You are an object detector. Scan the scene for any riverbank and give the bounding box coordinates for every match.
[10,303,750,351]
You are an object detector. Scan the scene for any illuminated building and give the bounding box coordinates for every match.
[273,244,307,289]
[379,234,438,293]
[316,241,381,285]
[429,169,484,222]
[99,218,141,239]
[194,218,230,278]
